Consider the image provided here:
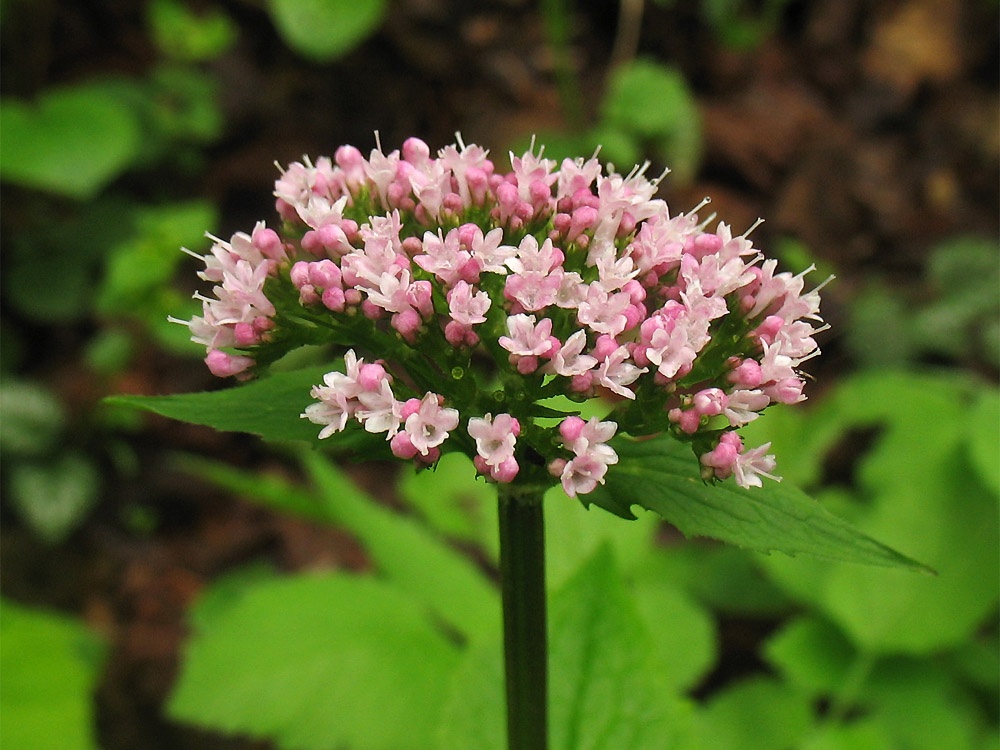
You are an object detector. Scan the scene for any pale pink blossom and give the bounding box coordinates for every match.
[468,413,520,468]
[498,315,554,357]
[404,393,460,455]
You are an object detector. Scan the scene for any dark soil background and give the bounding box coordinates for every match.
[1,0,998,748]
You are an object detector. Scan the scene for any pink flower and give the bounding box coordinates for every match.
[404,393,460,455]
[594,345,646,400]
[545,330,597,377]
[447,281,491,326]
[468,413,520,468]
[499,315,555,357]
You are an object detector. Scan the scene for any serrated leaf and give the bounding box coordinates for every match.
[168,572,460,750]
[0,600,104,750]
[437,545,693,750]
[585,433,929,571]
[0,84,140,198]
[106,365,383,449]
[267,0,386,61]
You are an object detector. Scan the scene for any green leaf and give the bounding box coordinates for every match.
[168,572,460,750]
[0,83,140,199]
[302,451,500,640]
[750,372,999,654]
[183,450,499,640]
[96,200,218,345]
[8,454,100,544]
[0,379,64,456]
[438,545,693,750]
[148,0,237,62]
[861,659,981,750]
[799,719,893,750]
[631,578,717,691]
[633,543,798,616]
[968,389,1000,494]
[601,60,701,184]
[693,676,814,750]
[0,599,104,750]
[3,196,138,323]
[267,0,387,61]
[585,433,930,571]
[763,616,855,696]
[544,486,660,590]
[398,451,499,553]
[105,365,354,446]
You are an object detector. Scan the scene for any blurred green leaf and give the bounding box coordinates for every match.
[267,0,387,61]
[861,659,981,750]
[631,577,718,691]
[149,0,237,62]
[799,719,894,750]
[0,379,64,456]
[438,545,693,750]
[0,84,140,199]
[398,451,498,551]
[968,389,1000,494]
[168,572,460,750]
[4,196,139,323]
[633,542,798,616]
[302,451,500,640]
[0,599,104,750]
[96,201,217,340]
[8,454,101,544]
[763,616,855,696]
[602,60,701,184]
[846,284,917,368]
[544,485,660,590]
[585,433,930,571]
[750,371,1000,654]
[84,329,135,376]
[694,676,814,750]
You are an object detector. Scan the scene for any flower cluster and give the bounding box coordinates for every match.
[180,135,828,495]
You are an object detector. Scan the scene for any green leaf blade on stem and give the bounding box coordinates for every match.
[585,434,931,573]
[106,365,384,451]
[266,0,386,62]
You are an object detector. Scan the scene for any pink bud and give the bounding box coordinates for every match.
[729,359,763,388]
[693,388,728,416]
[391,431,418,459]
[233,322,258,347]
[548,458,567,477]
[516,356,538,375]
[358,363,388,391]
[491,457,520,483]
[393,308,421,338]
[402,137,430,163]
[769,377,805,404]
[290,261,311,288]
[361,300,383,319]
[559,416,586,443]
[253,227,284,260]
[593,335,619,361]
[322,287,345,312]
[309,260,341,288]
[205,349,254,378]
[400,398,422,420]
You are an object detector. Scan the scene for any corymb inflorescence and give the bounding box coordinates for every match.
[179,135,829,496]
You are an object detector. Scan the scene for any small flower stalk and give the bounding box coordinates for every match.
[180,135,828,495]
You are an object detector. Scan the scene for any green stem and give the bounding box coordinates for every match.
[498,485,548,750]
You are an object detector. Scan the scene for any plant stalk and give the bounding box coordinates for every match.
[498,485,548,750]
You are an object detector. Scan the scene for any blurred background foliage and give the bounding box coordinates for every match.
[0,0,997,748]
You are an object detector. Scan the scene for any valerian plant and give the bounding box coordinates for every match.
[115,136,930,750]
